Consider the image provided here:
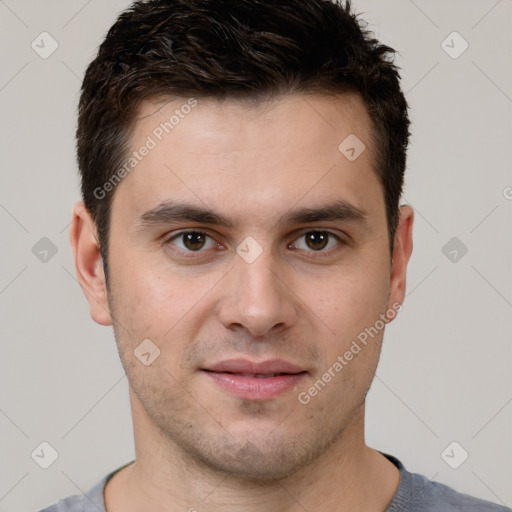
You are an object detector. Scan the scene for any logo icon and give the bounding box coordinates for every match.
[31,32,59,59]
[441,441,469,469]
[236,237,263,264]
[32,237,58,263]
[31,441,59,469]
[442,237,468,263]
[441,32,469,59]
[338,134,366,161]
[134,339,161,366]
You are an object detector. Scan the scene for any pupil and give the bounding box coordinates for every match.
[306,232,328,250]
[184,233,205,250]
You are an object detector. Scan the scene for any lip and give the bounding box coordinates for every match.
[204,358,305,375]
[202,358,307,401]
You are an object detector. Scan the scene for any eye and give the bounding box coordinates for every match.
[291,231,340,252]
[168,231,217,252]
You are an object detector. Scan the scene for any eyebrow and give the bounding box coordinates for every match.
[279,200,368,226]
[136,201,234,229]
[135,199,368,230]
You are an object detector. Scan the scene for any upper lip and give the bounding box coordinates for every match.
[203,359,306,374]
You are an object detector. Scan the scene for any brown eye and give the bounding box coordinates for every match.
[169,231,216,251]
[292,231,340,252]
[183,232,206,250]
[305,232,329,250]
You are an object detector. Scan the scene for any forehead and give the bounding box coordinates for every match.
[132,91,373,157]
[112,91,384,229]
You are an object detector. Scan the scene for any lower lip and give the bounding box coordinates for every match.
[203,371,307,400]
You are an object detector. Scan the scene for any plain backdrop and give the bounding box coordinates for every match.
[0,1,511,511]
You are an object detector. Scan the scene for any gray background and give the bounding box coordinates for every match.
[0,1,511,510]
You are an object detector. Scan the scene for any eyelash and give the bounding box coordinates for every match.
[164,229,345,257]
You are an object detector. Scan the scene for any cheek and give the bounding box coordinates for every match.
[307,258,390,341]
[106,257,177,360]
[108,254,219,353]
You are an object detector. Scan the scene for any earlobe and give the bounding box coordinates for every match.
[69,201,113,326]
[387,204,414,319]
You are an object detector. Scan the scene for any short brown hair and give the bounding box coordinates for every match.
[77,0,410,272]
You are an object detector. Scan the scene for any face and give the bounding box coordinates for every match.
[73,92,412,481]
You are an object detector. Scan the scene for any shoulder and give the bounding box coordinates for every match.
[383,454,510,512]
[409,469,510,512]
[36,468,115,512]
[36,461,134,512]
[37,494,84,512]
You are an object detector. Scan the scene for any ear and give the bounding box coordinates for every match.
[387,204,414,319]
[69,201,113,326]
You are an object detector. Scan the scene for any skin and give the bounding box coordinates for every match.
[70,92,414,512]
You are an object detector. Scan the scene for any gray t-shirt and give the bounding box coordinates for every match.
[38,454,510,511]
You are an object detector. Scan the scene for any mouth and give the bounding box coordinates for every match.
[204,371,300,378]
[201,359,308,400]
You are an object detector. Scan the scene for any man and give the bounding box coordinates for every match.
[40,0,509,511]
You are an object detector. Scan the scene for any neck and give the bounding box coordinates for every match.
[105,389,399,512]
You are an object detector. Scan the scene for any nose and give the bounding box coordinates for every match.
[218,248,298,337]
